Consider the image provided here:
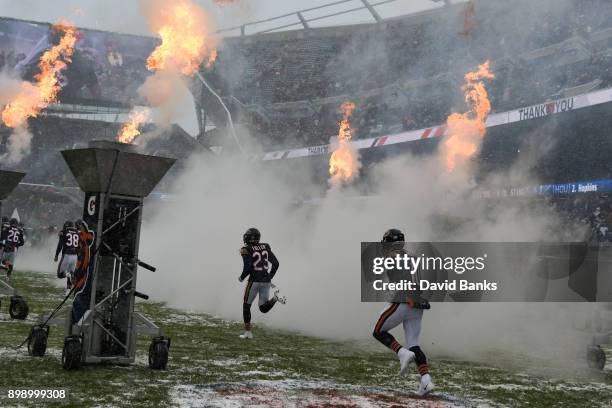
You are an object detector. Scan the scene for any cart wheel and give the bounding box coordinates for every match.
[9,296,28,320]
[587,345,606,371]
[62,336,82,370]
[28,325,49,357]
[148,338,169,370]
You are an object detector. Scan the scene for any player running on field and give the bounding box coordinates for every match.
[55,220,80,295]
[0,216,9,260]
[0,218,25,281]
[238,227,286,339]
[372,228,434,396]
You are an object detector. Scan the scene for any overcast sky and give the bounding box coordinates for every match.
[0,0,461,36]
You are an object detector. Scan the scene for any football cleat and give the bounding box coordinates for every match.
[415,374,435,396]
[273,289,287,305]
[239,331,253,339]
[399,349,415,376]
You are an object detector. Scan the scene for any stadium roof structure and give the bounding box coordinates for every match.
[216,0,464,38]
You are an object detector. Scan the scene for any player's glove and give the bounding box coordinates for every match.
[413,298,431,310]
[54,256,58,262]
[238,276,244,282]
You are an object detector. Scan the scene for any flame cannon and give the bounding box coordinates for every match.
[29,141,174,370]
[0,170,29,320]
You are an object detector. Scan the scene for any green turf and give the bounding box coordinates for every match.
[0,271,610,407]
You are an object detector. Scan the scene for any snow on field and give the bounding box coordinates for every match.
[171,379,468,408]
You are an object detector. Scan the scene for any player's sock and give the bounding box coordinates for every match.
[373,330,401,352]
[259,298,277,313]
[243,303,252,329]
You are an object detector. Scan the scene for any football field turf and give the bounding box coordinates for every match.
[0,271,610,407]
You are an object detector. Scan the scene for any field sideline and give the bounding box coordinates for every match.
[0,271,610,407]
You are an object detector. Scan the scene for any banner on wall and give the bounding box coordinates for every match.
[256,87,612,161]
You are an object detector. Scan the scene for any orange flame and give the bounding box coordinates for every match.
[145,0,217,75]
[117,108,151,144]
[1,21,78,129]
[117,0,217,144]
[329,102,359,185]
[441,60,495,172]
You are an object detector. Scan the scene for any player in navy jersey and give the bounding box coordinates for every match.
[238,227,285,339]
[0,216,9,259]
[55,220,80,294]
[0,218,25,281]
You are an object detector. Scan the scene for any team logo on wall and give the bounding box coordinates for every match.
[87,195,96,216]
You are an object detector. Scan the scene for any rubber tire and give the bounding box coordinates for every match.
[9,296,29,320]
[148,340,169,370]
[587,346,606,371]
[62,338,82,370]
[28,327,48,357]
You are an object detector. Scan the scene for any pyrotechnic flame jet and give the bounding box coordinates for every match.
[329,101,360,186]
[1,21,78,129]
[117,0,218,144]
[0,21,78,164]
[441,60,495,172]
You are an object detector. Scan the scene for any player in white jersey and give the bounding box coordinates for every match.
[371,228,434,396]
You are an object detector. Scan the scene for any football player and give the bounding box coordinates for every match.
[55,220,80,294]
[238,227,285,339]
[71,219,95,324]
[0,216,9,259]
[372,228,434,396]
[0,218,25,280]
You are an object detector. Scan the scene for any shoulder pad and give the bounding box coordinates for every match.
[240,247,249,255]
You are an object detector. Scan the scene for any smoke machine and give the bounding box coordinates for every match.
[28,141,175,370]
[0,170,29,320]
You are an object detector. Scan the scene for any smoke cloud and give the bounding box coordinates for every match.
[136,0,600,375]
[0,0,597,376]
[138,136,593,374]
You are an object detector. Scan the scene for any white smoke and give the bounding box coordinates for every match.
[0,126,33,165]
[138,142,595,372]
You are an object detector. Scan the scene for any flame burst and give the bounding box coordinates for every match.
[117,0,217,143]
[441,60,495,172]
[145,0,217,75]
[1,21,78,128]
[329,102,359,186]
[117,108,151,144]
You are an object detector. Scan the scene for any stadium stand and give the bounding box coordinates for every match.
[198,0,612,149]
